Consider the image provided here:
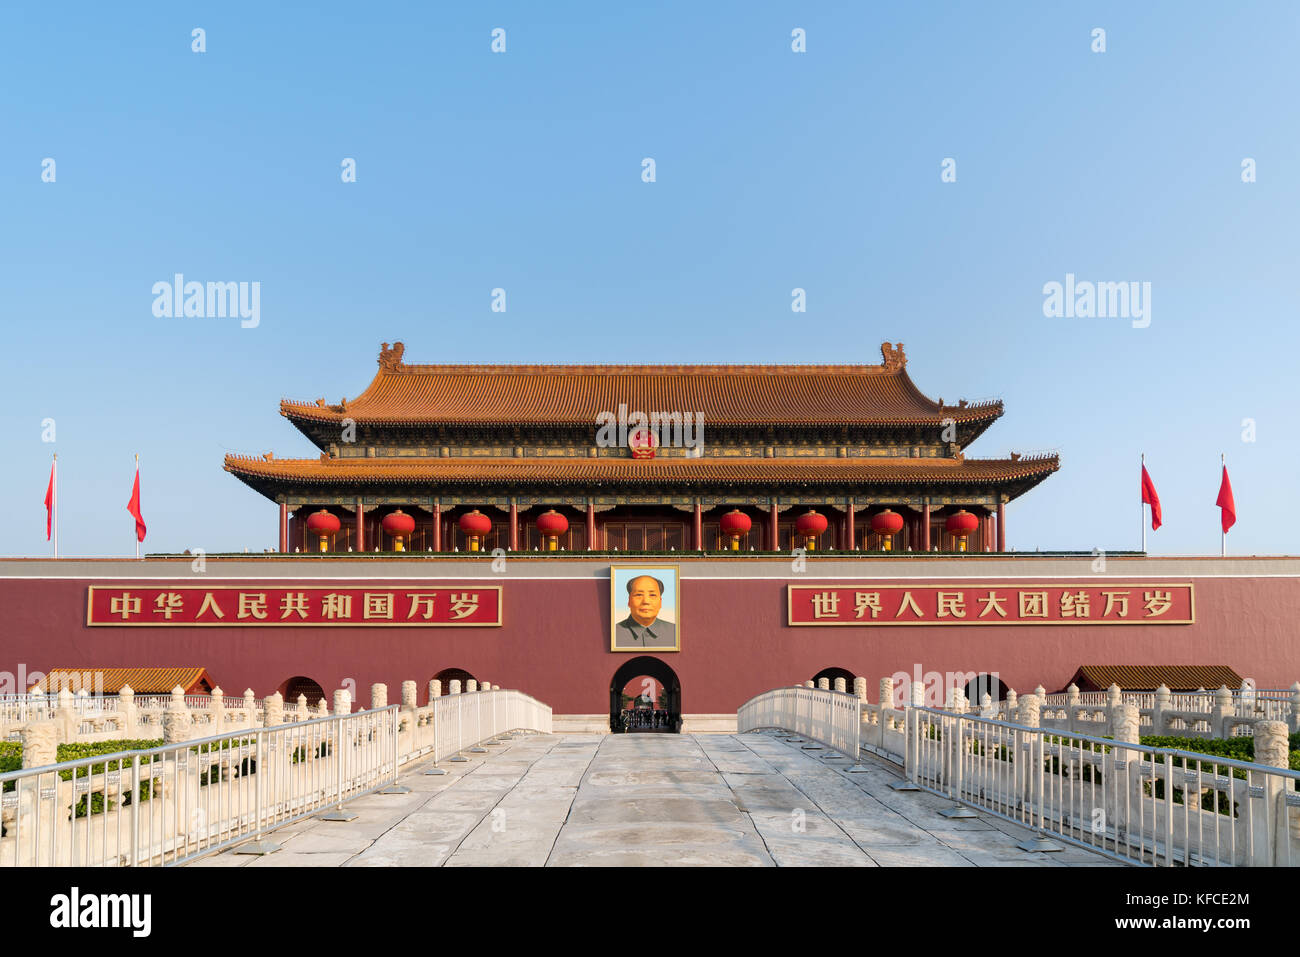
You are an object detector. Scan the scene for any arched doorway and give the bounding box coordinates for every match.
[433,667,477,692]
[610,656,681,734]
[812,666,856,690]
[963,673,1010,708]
[280,676,326,708]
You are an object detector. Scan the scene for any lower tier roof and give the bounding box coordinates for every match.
[225,452,1058,499]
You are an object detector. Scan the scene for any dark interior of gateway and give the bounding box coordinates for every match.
[610,656,681,733]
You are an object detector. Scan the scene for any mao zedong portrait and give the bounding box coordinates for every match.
[615,574,676,649]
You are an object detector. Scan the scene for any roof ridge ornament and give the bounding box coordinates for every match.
[378,341,406,372]
[880,341,906,371]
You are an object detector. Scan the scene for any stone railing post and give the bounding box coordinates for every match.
[1253,721,1290,866]
[1212,685,1234,738]
[296,693,309,721]
[429,679,442,701]
[262,692,284,729]
[1289,682,1300,735]
[317,699,329,717]
[54,688,77,745]
[400,680,420,750]
[243,690,257,730]
[803,680,814,689]
[817,677,830,691]
[876,677,892,747]
[853,677,868,702]
[1106,683,1122,710]
[1005,689,1017,721]
[1152,684,1171,736]
[833,677,846,693]
[1066,683,1081,733]
[465,680,478,693]
[1104,703,1140,845]
[1016,693,1041,815]
[16,723,58,865]
[119,684,139,738]
[163,686,192,743]
[20,722,57,769]
[333,689,351,715]
[370,683,388,711]
[980,693,996,720]
[209,686,226,734]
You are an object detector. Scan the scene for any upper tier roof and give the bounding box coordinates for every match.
[279,341,1003,429]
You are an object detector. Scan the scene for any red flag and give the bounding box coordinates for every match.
[44,462,54,541]
[1140,464,1161,531]
[1216,465,1236,534]
[127,465,147,542]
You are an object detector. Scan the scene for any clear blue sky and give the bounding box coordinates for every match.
[2,2,1296,556]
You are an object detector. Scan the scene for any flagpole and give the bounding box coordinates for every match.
[134,453,140,560]
[52,453,58,560]
[1141,453,1146,553]
[1221,453,1226,558]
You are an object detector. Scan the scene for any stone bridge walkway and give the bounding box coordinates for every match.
[189,732,1118,867]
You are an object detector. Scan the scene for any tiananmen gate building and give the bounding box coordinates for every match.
[222,341,1059,555]
[5,341,1299,733]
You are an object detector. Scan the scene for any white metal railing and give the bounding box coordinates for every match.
[738,684,1300,867]
[0,688,551,867]
[738,687,859,759]
[905,707,1300,867]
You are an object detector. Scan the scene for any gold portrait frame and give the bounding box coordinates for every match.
[610,565,681,653]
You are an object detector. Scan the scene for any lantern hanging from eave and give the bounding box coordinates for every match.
[870,508,904,551]
[536,509,569,551]
[719,509,751,551]
[382,509,415,552]
[306,509,340,553]
[458,509,492,552]
[945,509,979,552]
[795,509,828,550]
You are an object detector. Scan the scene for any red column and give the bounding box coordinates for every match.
[278,503,288,553]
[693,502,703,550]
[432,504,441,552]
[769,503,778,551]
[587,503,596,550]
[356,502,365,551]
[846,503,855,551]
[509,502,518,551]
[921,503,931,552]
[996,501,1005,552]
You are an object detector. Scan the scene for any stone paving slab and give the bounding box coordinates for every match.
[184,730,1120,867]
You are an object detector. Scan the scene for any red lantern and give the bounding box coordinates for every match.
[536,509,569,551]
[945,509,979,552]
[719,509,751,551]
[305,509,340,553]
[458,509,492,552]
[381,509,415,552]
[870,508,904,551]
[795,509,828,550]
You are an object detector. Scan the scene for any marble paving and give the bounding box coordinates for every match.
[186,731,1122,867]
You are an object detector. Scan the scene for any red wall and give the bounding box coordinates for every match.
[4,569,1299,713]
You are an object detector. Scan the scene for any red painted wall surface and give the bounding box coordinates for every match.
[3,567,1298,714]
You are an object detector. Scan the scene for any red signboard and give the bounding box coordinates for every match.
[87,585,502,627]
[788,583,1194,626]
